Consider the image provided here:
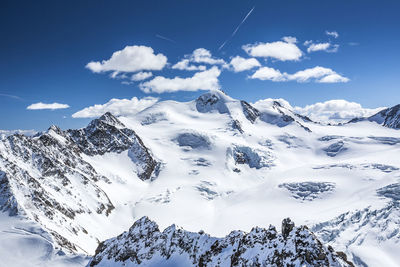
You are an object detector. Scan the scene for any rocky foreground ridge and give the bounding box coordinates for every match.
[90,217,353,267]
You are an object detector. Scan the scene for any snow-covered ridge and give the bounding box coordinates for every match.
[0,112,160,253]
[89,216,354,267]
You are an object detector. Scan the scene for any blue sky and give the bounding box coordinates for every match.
[1,0,399,130]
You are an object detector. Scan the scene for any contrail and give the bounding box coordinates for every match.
[156,34,177,44]
[0,93,23,100]
[218,6,255,51]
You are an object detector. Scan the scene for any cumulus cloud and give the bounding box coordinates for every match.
[172,48,226,71]
[172,59,206,71]
[242,38,303,61]
[229,56,261,72]
[294,100,385,123]
[72,96,159,118]
[27,102,70,110]
[139,66,221,93]
[250,67,285,81]
[189,48,226,65]
[86,45,167,73]
[326,31,339,38]
[249,66,349,83]
[281,36,297,44]
[306,42,339,53]
[131,71,153,81]
[287,66,343,82]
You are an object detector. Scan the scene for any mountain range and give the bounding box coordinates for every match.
[1,90,400,267]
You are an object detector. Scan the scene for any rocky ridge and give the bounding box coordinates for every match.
[89,216,353,267]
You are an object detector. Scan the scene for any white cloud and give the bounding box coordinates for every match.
[172,59,206,71]
[139,66,221,93]
[242,39,303,61]
[249,67,285,81]
[326,31,339,38]
[86,45,167,73]
[191,48,226,65]
[287,66,338,82]
[131,71,153,81]
[318,73,349,83]
[294,100,384,123]
[72,96,159,118]
[230,56,261,72]
[27,102,70,110]
[171,48,226,71]
[250,66,349,83]
[306,42,339,53]
[282,36,297,44]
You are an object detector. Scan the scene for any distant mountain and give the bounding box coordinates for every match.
[89,216,353,267]
[349,104,400,129]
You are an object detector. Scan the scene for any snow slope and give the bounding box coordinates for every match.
[1,90,400,266]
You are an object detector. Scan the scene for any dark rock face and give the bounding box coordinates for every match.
[230,119,244,134]
[127,136,161,181]
[90,216,353,267]
[282,217,295,239]
[240,100,260,123]
[67,112,137,156]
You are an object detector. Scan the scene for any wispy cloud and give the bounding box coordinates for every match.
[325,31,339,38]
[218,6,255,51]
[305,42,339,53]
[27,102,70,110]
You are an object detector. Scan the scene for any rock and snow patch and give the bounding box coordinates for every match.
[323,141,348,157]
[195,91,231,114]
[377,183,400,201]
[227,145,275,170]
[279,182,336,201]
[174,132,212,150]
